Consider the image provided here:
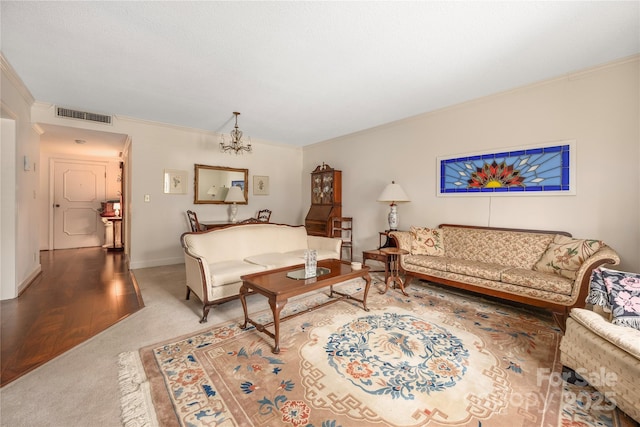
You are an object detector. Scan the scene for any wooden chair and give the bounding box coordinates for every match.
[331,217,353,261]
[257,209,272,222]
[186,210,206,232]
[239,217,261,224]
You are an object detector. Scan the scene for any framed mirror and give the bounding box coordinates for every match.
[194,164,249,204]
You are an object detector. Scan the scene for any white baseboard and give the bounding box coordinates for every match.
[129,257,184,270]
[18,265,42,295]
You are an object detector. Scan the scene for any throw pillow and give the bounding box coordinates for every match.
[591,267,640,331]
[586,267,610,309]
[410,226,445,256]
[533,235,604,280]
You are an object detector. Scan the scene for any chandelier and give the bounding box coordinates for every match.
[219,112,252,154]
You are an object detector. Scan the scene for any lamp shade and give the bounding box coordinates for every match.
[224,185,246,203]
[206,186,216,196]
[377,181,410,203]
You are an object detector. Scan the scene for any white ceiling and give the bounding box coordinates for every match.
[2,1,639,149]
[38,123,128,157]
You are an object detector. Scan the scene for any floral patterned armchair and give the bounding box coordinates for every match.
[560,267,640,422]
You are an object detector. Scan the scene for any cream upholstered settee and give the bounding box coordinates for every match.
[181,223,342,323]
[390,224,620,328]
[560,267,640,422]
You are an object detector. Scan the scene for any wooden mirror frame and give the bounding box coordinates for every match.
[194,164,249,204]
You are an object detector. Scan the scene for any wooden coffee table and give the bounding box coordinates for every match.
[239,259,371,354]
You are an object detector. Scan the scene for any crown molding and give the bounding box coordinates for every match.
[1,52,35,105]
[1,101,18,120]
[32,123,45,135]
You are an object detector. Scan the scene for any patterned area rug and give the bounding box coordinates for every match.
[119,275,632,427]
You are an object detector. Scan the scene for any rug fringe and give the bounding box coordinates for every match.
[117,351,159,427]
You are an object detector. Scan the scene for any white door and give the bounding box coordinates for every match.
[53,160,106,249]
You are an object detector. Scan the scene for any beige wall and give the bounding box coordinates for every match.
[30,105,304,269]
[124,118,304,268]
[303,57,640,271]
[4,54,638,296]
[1,56,41,299]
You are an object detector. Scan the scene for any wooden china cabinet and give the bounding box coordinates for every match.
[305,163,342,236]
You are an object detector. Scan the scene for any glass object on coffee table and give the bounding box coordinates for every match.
[304,249,317,278]
[286,267,331,280]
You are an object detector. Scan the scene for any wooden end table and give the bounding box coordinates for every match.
[379,247,410,296]
[239,259,371,354]
[362,249,391,281]
[362,230,401,280]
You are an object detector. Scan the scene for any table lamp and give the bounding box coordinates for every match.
[224,186,245,223]
[377,181,410,230]
[207,186,217,199]
[113,202,121,217]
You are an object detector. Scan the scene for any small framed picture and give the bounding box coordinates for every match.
[231,180,245,191]
[164,169,188,194]
[253,176,269,195]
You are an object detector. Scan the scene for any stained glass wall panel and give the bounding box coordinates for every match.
[437,141,575,196]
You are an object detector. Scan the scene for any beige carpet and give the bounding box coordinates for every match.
[120,273,634,427]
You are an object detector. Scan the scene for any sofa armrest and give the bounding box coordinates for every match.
[569,308,640,359]
[183,247,212,303]
[569,245,621,306]
[389,231,412,252]
[308,235,342,258]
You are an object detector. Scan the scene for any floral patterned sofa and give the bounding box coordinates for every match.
[390,224,620,328]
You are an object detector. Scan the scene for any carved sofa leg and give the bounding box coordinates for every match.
[200,306,210,324]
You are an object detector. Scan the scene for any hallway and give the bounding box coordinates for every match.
[0,247,143,386]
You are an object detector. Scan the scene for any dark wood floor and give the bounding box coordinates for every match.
[0,247,143,387]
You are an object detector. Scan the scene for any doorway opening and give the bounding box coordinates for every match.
[39,123,129,252]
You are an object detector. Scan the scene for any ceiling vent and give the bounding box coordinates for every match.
[56,107,112,124]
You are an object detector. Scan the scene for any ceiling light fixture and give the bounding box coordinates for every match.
[219,112,252,154]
